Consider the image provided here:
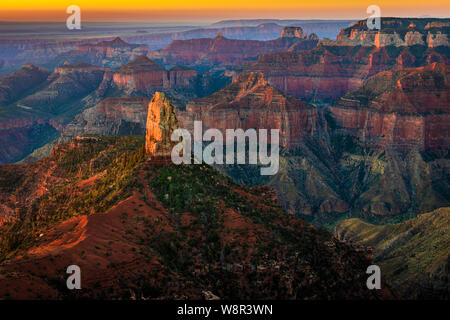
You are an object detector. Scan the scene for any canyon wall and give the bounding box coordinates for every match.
[112,55,197,95]
[149,27,318,68]
[329,18,450,48]
[179,72,317,148]
[327,63,449,152]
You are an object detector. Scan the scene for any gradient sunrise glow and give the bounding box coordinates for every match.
[1,0,449,21]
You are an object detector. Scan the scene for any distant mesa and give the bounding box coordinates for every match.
[215,32,225,39]
[148,27,318,67]
[49,37,149,70]
[113,55,197,94]
[79,37,141,49]
[116,54,166,74]
[280,26,307,39]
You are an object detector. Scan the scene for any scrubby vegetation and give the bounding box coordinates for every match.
[0,136,384,299]
[0,135,145,261]
[336,207,450,299]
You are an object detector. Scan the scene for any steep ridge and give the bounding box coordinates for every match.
[20,63,107,117]
[335,207,450,299]
[0,63,110,165]
[0,63,50,106]
[327,63,449,151]
[148,27,318,69]
[63,97,151,138]
[48,37,149,70]
[179,72,317,148]
[0,113,393,299]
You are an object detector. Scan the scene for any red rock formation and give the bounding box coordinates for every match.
[112,55,197,95]
[280,27,307,39]
[248,44,449,101]
[113,55,168,94]
[145,92,179,157]
[327,63,450,151]
[148,27,318,67]
[180,72,317,148]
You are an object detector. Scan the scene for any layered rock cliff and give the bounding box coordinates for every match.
[63,97,150,138]
[112,55,197,95]
[248,43,449,101]
[180,72,317,148]
[330,18,449,48]
[20,62,107,115]
[148,27,318,68]
[327,63,449,152]
[221,64,449,220]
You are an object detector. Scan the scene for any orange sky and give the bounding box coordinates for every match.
[1,1,449,22]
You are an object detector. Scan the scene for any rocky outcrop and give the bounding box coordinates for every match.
[148,28,318,68]
[180,72,317,148]
[327,63,449,151]
[280,27,307,39]
[145,92,179,157]
[113,55,168,94]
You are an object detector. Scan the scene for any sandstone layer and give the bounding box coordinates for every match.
[327,63,449,151]
[180,72,317,148]
[113,55,197,95]
[248,44,449,101]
